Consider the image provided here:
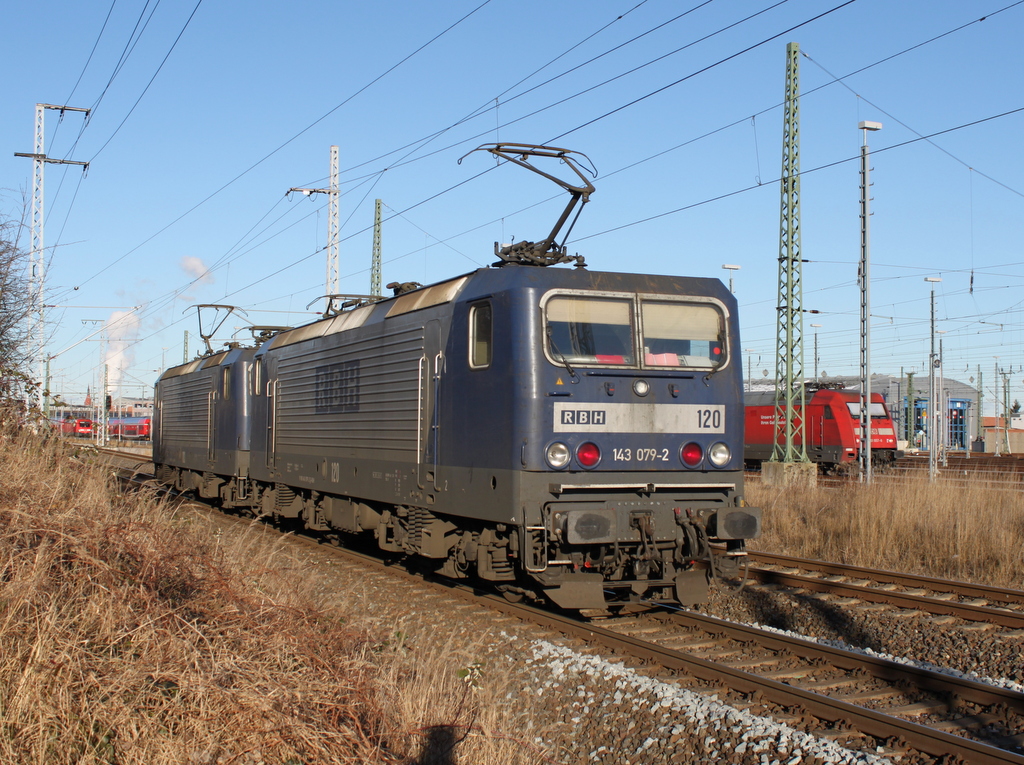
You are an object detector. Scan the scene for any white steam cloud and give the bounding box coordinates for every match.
[180,255,215,285]
[103,310,142,390]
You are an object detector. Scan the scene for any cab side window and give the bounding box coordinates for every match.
[251,358,263,395]
[469,302,492,369]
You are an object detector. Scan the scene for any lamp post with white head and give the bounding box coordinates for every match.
[858,120,882,483]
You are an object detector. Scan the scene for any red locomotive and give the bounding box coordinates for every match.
[50,415,94,438]
[745,387,901,471]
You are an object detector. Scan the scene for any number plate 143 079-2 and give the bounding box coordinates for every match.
[611,447,671,462]
[553,403,725,434]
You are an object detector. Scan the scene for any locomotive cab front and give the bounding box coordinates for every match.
[481,271,761,610]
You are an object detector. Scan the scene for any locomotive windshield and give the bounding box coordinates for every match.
[543,294,726,369]
[846,401,889,419]
[545,297,636,365]
[640,300,724,368]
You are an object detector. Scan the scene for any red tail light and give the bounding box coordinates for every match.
[680,442,703,467]
[576,442,601,468]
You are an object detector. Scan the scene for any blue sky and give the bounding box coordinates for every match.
[3,0,1023,414]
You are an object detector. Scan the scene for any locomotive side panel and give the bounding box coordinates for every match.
[248,293,465,516]
[209,349,254,479]
[154,363,217,471]
[430,287,523,524]
[154,349,253,499]
[275,322,423,457]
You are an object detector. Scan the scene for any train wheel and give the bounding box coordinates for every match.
[498,585,524,603]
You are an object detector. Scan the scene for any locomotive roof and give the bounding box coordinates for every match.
[744,388,885,407]
[163,266,736,372]
[157,346,252,381]
[258,266,734,353]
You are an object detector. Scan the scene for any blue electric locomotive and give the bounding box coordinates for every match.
[153,145,760,611]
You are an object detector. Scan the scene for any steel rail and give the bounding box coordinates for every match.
[745,567,1024,630]
[749,550,1024,601]
[660,608,1024,713]
[748,550,1024,622]
[487,600,1024,765]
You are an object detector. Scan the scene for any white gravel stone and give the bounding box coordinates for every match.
[523,636,893,764]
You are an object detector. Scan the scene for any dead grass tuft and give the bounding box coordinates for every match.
[0,426,385,764]
[378,630,555,765]
[748,474,1024,588]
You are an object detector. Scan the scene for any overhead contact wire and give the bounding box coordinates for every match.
[63,0,494,297]
[573,106,1024,242]
[549,0,857,142]
[89,0,205,161]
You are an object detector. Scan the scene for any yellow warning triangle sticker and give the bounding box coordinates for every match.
[556,378,564,385]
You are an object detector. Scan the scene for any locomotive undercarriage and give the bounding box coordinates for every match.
[155,464,754,611]
[519,509,749,609]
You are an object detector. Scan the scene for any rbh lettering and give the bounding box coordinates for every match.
[561,409,607,426]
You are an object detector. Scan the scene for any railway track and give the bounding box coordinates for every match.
[100,455,1024,763]
[294,541,1024,763]
[747,452,1024,489]
[894,453,1024,480]
[212,516,1024,763]
[742,551,1024,631]
[596,607,1024,763]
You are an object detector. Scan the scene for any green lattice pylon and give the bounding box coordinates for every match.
[771,42,809,463]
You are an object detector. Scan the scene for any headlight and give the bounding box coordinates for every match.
[633,379,650,396]
[576,442,601,469]
[708,442,731,467]
[546,442,571,469]
[680,442,703,467]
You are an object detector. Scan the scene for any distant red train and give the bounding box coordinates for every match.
[107,417,152,440]
[744,387,901,470]
[50,416,94,438]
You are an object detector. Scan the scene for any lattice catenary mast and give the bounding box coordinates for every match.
[14,103,90,414]
[288,145,339,308]
[771,43,809,464]
[371,198,382,298]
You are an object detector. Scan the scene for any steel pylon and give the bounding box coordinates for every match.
[371,198,382,298]
[772,42,809,463]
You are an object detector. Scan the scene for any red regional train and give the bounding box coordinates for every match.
[107,416,152,440]
[744,387,901,471]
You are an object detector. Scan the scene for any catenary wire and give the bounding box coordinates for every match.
[56,2,1024,380]
[55,0,834,315]
[51,0,119,150]
[326,0,797,187]
[100,100,1024,379]
[572,105,1024,244]
[88,0,204,161]
[55,0,495,299]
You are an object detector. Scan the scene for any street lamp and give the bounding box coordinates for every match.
[937,330,948,467]
[810,324,822,381]
[925,276,942,480]
[721,264,741,294]
[744,348,759,392]
[859,120,882,484]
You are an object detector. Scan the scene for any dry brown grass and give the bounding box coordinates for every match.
[748,474,1024,589]
[378,632,555,765]
[0,426,549,765]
